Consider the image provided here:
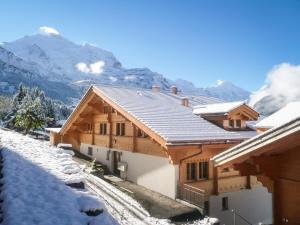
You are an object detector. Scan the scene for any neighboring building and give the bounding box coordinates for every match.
[213,112,300,224]
[255,101,300,133]
[49,84,272,224]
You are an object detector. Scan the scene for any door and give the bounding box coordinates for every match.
[112,151,120,176]
[275,179,300,225]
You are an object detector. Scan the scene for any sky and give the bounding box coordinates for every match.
[1,0,300,92]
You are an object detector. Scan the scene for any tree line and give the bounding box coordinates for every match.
[1,84,72,134]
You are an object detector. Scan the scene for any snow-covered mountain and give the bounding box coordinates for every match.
[0,46,80,101]
[173,79,250,101]
[0,27,250,102]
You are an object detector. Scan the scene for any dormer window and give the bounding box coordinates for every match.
[229,120,234,128]
[193,101,259,131]
[86,123,92,133]
[236,120,241,128]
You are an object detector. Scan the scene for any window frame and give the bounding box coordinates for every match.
[88,147,93,156]
[116,122,125,136]
[103,106,109,114]
[199,161,209,180]
[186,162,197,181]
[100,123,107,135]
[236,119,242,128]
[229,119,234,128]
[86,123,92,133]
[222,197,229,211]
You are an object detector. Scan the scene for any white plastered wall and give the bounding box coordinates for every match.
[209,186,273,225]
[80,143,179,199]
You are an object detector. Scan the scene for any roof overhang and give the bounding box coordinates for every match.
[212,117,300,167]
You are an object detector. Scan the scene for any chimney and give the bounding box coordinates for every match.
[152,85,160,92]
[170,85,178,95]
[181,97,189,107]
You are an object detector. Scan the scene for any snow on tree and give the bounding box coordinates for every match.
[15,93,49,134]
[12,83,28,111]
[2,84,72,130]
[0,96,12,120]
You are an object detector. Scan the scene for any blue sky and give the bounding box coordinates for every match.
[1,0,300,91]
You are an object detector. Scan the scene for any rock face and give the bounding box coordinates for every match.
[0,31,250,103]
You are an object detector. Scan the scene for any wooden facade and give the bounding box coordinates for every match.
[49,86,262,214]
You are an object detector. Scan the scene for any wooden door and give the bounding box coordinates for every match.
[112,151,120,176]
[275,179,300,225]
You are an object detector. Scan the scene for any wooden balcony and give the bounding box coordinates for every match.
[180,175,262,209]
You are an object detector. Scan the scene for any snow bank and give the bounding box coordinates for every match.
[0,129,117,225]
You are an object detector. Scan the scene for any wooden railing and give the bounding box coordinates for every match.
[181,183,209,210]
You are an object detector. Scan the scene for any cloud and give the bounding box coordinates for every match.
[75,61,105,75]
[250,63,300,108]
[75,63,90,73]
[39,26,60,36]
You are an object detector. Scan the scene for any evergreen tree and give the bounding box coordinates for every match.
[44,99,56,127]
[15,94,48,134]
[12,83,28,111]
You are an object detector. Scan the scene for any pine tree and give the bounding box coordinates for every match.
[12,83,28,111]
[44,99,56,127]
[15,94,47,134]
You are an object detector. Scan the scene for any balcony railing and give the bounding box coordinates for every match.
[181,183,209,210]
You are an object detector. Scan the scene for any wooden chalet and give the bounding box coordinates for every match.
[49,84,269,223]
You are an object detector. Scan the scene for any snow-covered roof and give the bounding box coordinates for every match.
[255,101,300,129]
[193,101,245,115]
[45,127,61,133]
[93,85,247,143]
[212,116,300,166]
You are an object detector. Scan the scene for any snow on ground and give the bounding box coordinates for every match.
[0,129,218,225]
[0,129,117,225]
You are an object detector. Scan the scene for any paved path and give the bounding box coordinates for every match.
[73,152,201,223]
[113,180,197,220]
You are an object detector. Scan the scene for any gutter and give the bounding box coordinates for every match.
[167,139,244,147]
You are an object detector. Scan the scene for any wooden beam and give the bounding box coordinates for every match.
[92,122,95,145]
[213,166,219,195]
[108,106,113,148]
[133,124,137,152]
[60,89,96,135]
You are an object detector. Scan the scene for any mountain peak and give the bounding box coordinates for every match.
[0,28,251,103]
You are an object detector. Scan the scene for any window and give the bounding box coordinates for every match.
[229,120,234,128]
[186,162,197,180]
[116,123,125,136]
[86,123,92,132]
[222,197,229,211]
[137,128,149,138]
[199,161,209,179]
[88,147,93,156]
[236,120,241,128]
[100,123,107,135]
[112,108,116,113]
[103,106,109,114]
